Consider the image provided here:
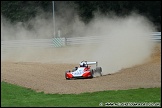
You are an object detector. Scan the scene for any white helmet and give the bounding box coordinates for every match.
[80,61,87,67]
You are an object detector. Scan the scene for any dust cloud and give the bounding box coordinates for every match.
[89,13,156,74]
[1,11,156,75]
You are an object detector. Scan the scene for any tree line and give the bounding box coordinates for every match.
[1,1,161,31]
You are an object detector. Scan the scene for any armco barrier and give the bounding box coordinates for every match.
[65,32,161,45]
[1,32,161,48]
[151,32,161,42]
[1,39,54,48]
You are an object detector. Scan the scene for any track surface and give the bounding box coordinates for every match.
[1,43,161,94]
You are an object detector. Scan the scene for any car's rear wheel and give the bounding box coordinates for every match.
[96,67,102,76]
[90,69,94,78]
[96,67,102,72]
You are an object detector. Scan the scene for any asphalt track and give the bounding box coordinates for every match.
[1,43,161,94]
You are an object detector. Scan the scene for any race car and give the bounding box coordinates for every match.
[65,61,102,80]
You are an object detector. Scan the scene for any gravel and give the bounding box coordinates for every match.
[1,43,161,94]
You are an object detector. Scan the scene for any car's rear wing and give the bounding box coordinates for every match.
[81,61,98,67]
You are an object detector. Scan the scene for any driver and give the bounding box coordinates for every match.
[80,62,86,67]
[80,61,89,67]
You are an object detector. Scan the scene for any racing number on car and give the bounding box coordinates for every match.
[73,70,83,75]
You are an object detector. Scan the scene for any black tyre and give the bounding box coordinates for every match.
[90,69,94,78]
[96,67,102,76]
[96,67,102,72]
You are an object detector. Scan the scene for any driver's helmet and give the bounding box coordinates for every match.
[80,62,86,67]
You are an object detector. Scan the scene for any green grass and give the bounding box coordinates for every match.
[1,81,161,107]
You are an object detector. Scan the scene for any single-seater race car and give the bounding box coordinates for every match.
[65,61,102,80]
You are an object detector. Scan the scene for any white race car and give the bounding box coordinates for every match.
[65,61,102,80]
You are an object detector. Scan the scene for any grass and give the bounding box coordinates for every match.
[1,81,161,107]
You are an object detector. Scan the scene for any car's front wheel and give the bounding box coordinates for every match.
[65,71,70,80]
